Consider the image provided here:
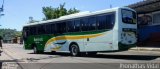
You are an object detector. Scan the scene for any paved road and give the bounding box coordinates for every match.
[1,44,160,69]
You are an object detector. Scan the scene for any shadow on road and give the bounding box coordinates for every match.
[84,54,160,60]
[28,52,160,60]
[0,62,2,69]
[29,52,71,56]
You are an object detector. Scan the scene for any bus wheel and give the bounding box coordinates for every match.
[33,46,43,54]
[51,51,56,54]
[70,44,80,56]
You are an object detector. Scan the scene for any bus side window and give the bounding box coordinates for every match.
[56,22,67,34]
[88,16,96,31]
[56,23,60,34]
[28,27,31,36]
[43,25,46,34]
[106,13,115,29]
[29,27,33,35]
[74,19,81,32]
[67,20,75,32]
[23,27,28,40]
[97,15,106,30]
[45,24,51,34]
[81,18,88,31]
[62,22,67,33]
[46,24,55,34]
[51,24,56,34]
[37,25,45,35]
[30,26,37,35]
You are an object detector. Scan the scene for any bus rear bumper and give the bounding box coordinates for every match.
[118,42,136,51]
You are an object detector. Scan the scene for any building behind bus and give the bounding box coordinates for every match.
[128,0,160,47]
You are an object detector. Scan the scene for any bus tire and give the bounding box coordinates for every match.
[33,46,43,54]
[33,46,38,54]
[51,51,56,54]
[70,44,80,56]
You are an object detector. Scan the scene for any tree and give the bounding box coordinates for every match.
[42,3,80,20]
[68,8,79,15]
[0,29,22,43]
[59,3,67,17]
[42,6,56,19]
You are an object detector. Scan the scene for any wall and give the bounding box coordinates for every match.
[138,12,160,47]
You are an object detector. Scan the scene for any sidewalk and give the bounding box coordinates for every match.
[0,51,14,62]
[129,47,160,51]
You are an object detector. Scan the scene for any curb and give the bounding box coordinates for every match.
[129,47,160,51]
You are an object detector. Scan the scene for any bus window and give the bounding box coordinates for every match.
[81,18,88,31]
[23,27,29,40]
[97,15,106,30]
[67,20,75,32]
[74,19,81,32]
[122,9,136,24]
[46,24,52,34]
[106,13,115,29]
[88,16,96,31]
[62,22,67,33]
[30,26,37,35]
[56,22,67,34]
[37,25,45,35]
[45,23,56,34]
[51,23,56,34]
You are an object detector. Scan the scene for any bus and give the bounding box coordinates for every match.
[23,7,137,56]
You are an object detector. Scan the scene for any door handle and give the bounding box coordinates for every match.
[87,38,89,41]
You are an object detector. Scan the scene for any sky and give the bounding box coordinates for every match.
[0,0,143,31]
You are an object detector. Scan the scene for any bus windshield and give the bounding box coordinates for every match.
[122,9,136,24]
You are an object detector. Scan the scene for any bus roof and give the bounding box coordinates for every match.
[23,7,132,27]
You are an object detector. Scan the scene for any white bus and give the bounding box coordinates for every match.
[23,7,137,56]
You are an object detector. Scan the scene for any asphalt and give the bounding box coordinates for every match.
[1,44,160,69]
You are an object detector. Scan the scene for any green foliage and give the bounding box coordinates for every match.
[15,31,22,37]
[42,3,80,20]
[68,8,80,15]
[0,29,22,40]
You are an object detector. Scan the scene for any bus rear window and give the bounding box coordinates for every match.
[122,9,136,24]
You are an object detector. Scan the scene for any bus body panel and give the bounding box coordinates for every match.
[84,31,113,52]
[44,35,85,52]
[44,30,114,52]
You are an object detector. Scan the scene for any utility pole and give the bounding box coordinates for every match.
[0,0,4,17]
[0,0,4,27]
[0,0,4,53]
